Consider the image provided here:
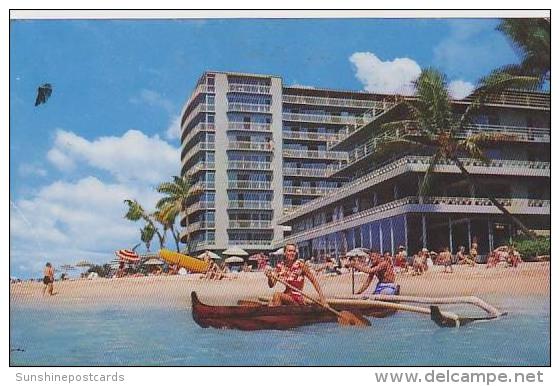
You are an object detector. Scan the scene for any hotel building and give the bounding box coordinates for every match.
[179,71,550,258]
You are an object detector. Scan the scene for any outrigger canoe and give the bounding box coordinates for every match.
[191,291,397,330]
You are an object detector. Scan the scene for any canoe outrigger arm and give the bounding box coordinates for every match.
[430,305,504,328]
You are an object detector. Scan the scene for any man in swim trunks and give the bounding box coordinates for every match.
[42,262,55,296]
[265,243,326,306]
[349,251,398,295]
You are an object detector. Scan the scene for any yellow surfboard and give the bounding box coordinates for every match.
[158,249,210,273]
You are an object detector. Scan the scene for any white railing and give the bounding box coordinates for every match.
[283,186,339,196]
[282,148,348,161]
[228,83,271,94]
[187,220,216,233]
[227,122,272,132]
[184,103,215,126]
[184,84,215,115]
[187,201,215,212]
[228,103,272,113]
[187,161,216,175]
[227,161,272,170]
[188,181,215,194]
[282,167,335,178]
[181,141,215,164]
[181,122,215,147]
[228,141,274,151]
[228,201,273,210]
[282,131,341,142]
[280,156,551,223]
[228,220,273,229]
[228,239,273,246]
[282,94,379,109]
[282,112,371,125]
[461,91,550,109]
[228,181,272,190]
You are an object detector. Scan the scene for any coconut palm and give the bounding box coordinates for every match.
[378,68,538,238]
[155,176,193,252]
[496,18,550,86]
[123,199,167,248]
[140,223,156,252]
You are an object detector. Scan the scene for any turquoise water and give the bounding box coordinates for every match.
[10,296,549,366]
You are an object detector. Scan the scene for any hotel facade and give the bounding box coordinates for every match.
[179,71,550,259]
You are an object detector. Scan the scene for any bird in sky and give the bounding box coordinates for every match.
[35,83,52,106]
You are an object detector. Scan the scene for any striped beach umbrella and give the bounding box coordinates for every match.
[115,249,140,263]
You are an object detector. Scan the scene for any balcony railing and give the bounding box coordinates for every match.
[282,94,379,109]
[228,181,272,190]
[283,167,336,178]
[188,181,215,194]
[184,103,215,126]
[282,148,348,161]
[184,84,216,115]
[227,161,272,171]
[228,103,272,113]
[187,201,215,213]
[283,186,339,196]
[282,130,341,142]
[227,122,272,132]
[461,91,550,109]
[282,112,372,125]
[187,161,216,176]
[280,156,551,223]
[228,141,274,152]
[228,220,273,229]
[181,122,215,147]
[228,200,273,210]
[284,196,550,243]
[187,220,216,233]
[228,239,273,246]
[181,141,215,164]
[228,83,271,94]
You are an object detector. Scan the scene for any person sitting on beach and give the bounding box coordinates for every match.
[394,246,408,273]
[265,243,326,306]
[42,262,55,296]
[348,251,398,295]
[508,246,522,268]
[470,238,479,262]
[457,246,475,266]
[115,262,126,278]
[411,250,426,276]
[438,247,453,273]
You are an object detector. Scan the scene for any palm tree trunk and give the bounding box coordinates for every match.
[451,157,536,239]
[170,224,180,252]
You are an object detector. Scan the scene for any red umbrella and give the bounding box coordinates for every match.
[115,249,140,263]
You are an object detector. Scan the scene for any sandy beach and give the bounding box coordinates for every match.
[10,262,549,309]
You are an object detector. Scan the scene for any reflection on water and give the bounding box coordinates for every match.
[10,296,549,366]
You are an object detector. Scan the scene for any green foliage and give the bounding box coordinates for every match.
[512,236,550,261]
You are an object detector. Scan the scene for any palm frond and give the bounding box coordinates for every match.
[418,152,443,197]
[123,199,145,221]
[413,68,453,134]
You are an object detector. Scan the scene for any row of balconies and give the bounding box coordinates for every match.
[188,181,216,194]
[227,122,272,132]
[228,141,274,152]
[228,103,272,113]
[282,94,379,109]
[228,239,273,246]
[228,181,272,190]
[282,148,348,161]
[282,112,372,126]
[226,161,272,171]
[186,201,215,213]
[187,220,216,233]
[187,161,216,176]
[181,122,215,149]
[282,130,341,143]
[228,220,273,229]
[181,141,215,164]
[283,186,339,196]
[279,156,551,223]
[228,83,271,94]
[282,167,337,178]
[228,200,273,210]
[183,103,215,127]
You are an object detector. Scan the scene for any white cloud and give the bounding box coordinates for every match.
[47,129,180,184]
[18,163,47,177]
[349,52,421,95]
[10,176,162,278]
[448,80,475,100]
[130,89,175,113]
[165,115,182,140]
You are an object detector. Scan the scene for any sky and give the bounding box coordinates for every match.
[9,17,521,278]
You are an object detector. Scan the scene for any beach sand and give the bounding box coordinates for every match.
[10,262,549,310]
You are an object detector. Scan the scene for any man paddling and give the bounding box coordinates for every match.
[349,251,398,295]
[265,243,326,306]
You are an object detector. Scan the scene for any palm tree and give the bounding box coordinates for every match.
[155,176,193,252]
[123,199,167,249]
[378,68,537,238]
[140,223,156,252]
[496,18,550,86]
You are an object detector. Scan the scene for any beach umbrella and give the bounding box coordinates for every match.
[197,251,221,260]
[224,256,244,264]
[346,248,369,258]
[115,249,140,263]
[75,260,93,267]
[143,258,164,266]
[223,246,249,256]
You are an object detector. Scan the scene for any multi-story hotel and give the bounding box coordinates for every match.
[179,71,550,259]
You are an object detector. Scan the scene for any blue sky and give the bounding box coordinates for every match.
[10,17,520,278]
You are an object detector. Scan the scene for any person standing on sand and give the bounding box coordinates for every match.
[348,252,398,295]
[42,262,55,296]
[265,243,326,306]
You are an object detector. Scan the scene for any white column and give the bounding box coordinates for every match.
[448,217,453,252]
[488,219,494,251]
[390,218,395,255]
[379,222,384,253]
[404,215,409,253]
[467,219,472,251]
[422,214,427,249]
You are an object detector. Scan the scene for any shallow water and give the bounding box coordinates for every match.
[10,295,549,366]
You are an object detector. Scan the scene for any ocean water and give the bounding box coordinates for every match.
[10,295,549,366]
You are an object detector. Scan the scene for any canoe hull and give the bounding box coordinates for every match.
[191,292,397,330]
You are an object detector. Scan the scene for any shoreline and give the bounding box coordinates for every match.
[10,262,550,310]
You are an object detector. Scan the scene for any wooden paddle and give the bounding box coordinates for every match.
[270,274,371,327]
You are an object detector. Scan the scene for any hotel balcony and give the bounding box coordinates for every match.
[227,122,272,132]
[227,161,272,171]
[280,156,550,223]
[184,84,216,113]
[228,200,273,210]
[228,180,272,190]
[187,220,216,233]
[228,83,271,94]
[181,141,215,164]
[186,200,216,213]
[186,161,216,176]
[184,103,215,126]
[283,196,550,244]
[228,220,273,229]
[228,239,274,247]
[188,181,215,195]
[228,141,274,152]
[282,148,348,161]
[282,167,337,178]
[282,94,379,109]
[282,130,341,143]
[228,103,272,113]
[283,186,339,196]
[181,122,215,148]
[282,112,372,126]
[459,91,550,110]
